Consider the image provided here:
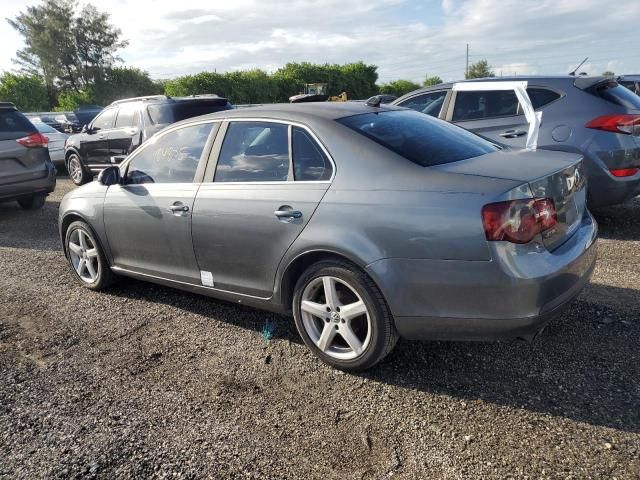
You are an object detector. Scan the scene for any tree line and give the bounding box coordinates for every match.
[0,0,498,112]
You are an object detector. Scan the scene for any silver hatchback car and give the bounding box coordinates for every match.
[59,103,597,370]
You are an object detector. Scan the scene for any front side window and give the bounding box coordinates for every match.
[337,110,498,167]
[452,90,519,121]
[292,127,332,181]
[399,91,447,117]
[215,122,289,182]
[126,123,213,184]
[115,104,139,128]
[91,108,116,130]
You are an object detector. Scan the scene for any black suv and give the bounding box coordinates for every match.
[0,102,56,209]
[64,95,233,184]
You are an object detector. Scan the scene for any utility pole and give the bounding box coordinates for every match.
[465,44,469,78]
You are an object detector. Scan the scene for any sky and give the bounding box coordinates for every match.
[0,0,638,83]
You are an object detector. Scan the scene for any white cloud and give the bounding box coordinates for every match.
[0,0,639,84]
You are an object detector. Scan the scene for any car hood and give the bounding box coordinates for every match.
[431,148,582,182]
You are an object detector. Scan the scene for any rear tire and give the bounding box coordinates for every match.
[17,194,46,210]
[67,153,89,185]
[293,260,398,371]
[65,220,115,290]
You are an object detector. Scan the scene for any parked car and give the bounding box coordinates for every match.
[25,111,80,133]
[64,94,233,185]
[73,104,103,127]
[617,75,640,95]
[0,102,56,209]
[59,102,597,371]
[32,119,68,167]
[392,76,640,208]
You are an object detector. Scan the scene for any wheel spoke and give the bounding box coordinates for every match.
[322,277,339,309]
[85,248,98,259]
[339,325,364,356]
[301,300,328,319]
[68,242,82,256]
[340,300,367,321]
[85,259,97,280]
[77,259,86,275]
[78,231,87,251]
[316,323,337,352]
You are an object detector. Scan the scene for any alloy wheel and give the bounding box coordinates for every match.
[300,276,372,360]
[68,228,99,283]
[68,156,83,184]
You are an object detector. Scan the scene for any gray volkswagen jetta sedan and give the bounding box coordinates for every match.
[59,102,597,370]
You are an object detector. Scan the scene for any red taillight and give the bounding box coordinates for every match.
[16,132,49,148]
[482,198,558,244]
[610,167,640,177]
[585,114,640,135]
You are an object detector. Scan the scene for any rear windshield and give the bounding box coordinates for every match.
[147,101,233,125]
[592,82,640,109]
[337,110,498,167]
[0,110,36,141]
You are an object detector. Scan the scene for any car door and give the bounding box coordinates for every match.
[80,107,116,169]
[396,90,450,118]
[103,121,217,284]
[192,120,334,298]
[447,87,561,148]
[108,102,142,163]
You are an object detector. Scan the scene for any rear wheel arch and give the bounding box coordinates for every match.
[278,249,381,312]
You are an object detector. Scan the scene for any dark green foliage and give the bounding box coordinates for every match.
[465,59,495,79]
[378,79,421,97]
[0,73,49,111]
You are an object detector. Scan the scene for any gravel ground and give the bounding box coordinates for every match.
[0,178,638,479]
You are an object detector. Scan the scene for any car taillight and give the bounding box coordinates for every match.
[585,114,640,135]
[482,198,557,244]
[16,132,49,148]
[610,167,640,177]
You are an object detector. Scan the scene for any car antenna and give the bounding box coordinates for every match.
[569,57,588,76]
[366,95,382,107]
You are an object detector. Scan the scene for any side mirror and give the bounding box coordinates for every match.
[97,166,121,186]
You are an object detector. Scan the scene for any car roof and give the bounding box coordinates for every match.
[109,94,230,106]
[0,102,17,111]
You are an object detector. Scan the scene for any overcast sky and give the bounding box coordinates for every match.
[1,0,638,83]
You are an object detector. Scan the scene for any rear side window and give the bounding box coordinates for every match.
[148,101,233,125]
[398,91,447,117]
[527,88,561,109]
[337,110,498,167]
[592,82,640,109]
[292,127,332,181]
[452,90,519,121]
[215,122,289,182]
[115,104,139,128]
[0,110,36,141]
[91,108,116,130]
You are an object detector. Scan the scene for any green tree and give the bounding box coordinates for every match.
[602,70,615,77]
[465,59,495,79]
[7,0,127,104]
[378,79,421,97]
[423,75,443,87]
[0,72,49,111]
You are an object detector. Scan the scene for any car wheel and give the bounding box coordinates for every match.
[17,194,46,210]
[293,260,398,371]
[65,221,115,290]
[67,153,88,185]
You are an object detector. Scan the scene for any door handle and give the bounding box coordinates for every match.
[274,209,302,219]
[169,204,189,213]
[499,129,527,138]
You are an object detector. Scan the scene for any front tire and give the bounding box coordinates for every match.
[65,221,115,290]
[17,194,46,210]
[293,260,398,371]
[67,153,89,185]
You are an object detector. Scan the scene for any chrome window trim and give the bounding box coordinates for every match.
[207,117,336,184]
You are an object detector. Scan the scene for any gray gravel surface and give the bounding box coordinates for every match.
[0,178,639,479]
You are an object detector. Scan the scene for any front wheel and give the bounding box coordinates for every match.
[65,221,115,290]
[293,260,398,371]
[17,194,46,210]
[67,153,89,185]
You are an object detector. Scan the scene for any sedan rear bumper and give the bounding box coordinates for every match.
[367,212,598,341]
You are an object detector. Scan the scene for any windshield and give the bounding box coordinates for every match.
[0,110,36,141]
[337,110,499,167]
[594,82,640,110]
